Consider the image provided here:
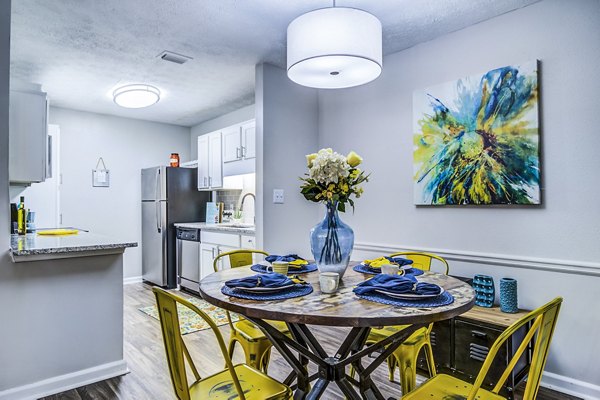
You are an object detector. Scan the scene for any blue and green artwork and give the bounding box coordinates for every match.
[413,61,540,205]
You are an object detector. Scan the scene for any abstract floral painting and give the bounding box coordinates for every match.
[413,61,540,205]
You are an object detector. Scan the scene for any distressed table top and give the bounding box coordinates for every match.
[199,264,475,327]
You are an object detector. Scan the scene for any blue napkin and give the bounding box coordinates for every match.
[414,282,442,295]
[225,273,292,289]
[354,274,417,295]
[265,254,305,263]
[387,256,414,267]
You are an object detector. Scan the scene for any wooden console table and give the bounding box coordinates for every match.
[417,305,532,399]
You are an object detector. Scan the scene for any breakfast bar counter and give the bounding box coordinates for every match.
[10,232,137,262]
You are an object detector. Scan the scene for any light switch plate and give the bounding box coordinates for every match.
[273,189,284,204]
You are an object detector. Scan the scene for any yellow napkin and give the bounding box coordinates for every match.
[37,229,79,236]
[363,257,392,269]
[288,259,309,269]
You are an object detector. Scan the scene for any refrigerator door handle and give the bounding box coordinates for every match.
[155,168,161,200]
[156,201,161,233]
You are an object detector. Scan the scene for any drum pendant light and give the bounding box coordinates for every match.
[287,5,382,89]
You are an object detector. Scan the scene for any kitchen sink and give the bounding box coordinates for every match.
[219,223,255,228]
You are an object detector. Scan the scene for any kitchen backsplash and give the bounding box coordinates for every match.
[215,189,243,211]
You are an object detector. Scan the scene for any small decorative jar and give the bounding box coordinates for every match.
[472,274,495,308]
[499,278,519,313]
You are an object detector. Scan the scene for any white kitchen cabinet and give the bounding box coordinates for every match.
[241,120,256,160]
[9,89,49,184]
[222,120,256,176]
[199,230,256,277]
[197,131,222,190]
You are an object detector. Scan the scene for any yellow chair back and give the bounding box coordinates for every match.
[389,251,449,274]
[468,297,563,400]
[152,287,247,400]
[213,249,269,272]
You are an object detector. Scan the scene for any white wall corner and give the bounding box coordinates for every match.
[0,360,129,400]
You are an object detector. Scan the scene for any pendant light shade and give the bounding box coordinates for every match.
[287,7,382,89]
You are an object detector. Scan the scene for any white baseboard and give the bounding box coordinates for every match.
[0,360,129,400]
[123,275,143,285]
[542,372,600,400]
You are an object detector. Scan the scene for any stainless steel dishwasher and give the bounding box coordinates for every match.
[176,227,201,294]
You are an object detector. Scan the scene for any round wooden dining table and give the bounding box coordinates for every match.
[199,264,475,400]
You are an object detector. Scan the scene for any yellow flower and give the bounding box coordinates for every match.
[347,151,362,167]
[341,183,349,193]
[350,169,360,179]
[306,153,317,167]
[326,191,333,199]
[355,186,364,198]
[328,183,335,191]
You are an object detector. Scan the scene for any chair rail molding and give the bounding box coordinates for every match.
[353,241,600,277]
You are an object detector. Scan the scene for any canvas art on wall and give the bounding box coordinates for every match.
[413,61,540,205]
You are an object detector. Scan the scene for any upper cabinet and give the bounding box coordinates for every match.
[9,88,49,185]
[222,119,256,176]
[197,131,223,190]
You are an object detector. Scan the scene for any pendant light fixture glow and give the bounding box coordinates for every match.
[287,6,382,89]
[113,84,161,108]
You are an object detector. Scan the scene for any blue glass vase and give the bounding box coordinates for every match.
[310,201,354,279]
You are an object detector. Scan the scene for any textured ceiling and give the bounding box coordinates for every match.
[10,0,539,127]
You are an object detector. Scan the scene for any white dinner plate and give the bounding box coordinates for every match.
[235,284,295,293]
[375,287,444,300]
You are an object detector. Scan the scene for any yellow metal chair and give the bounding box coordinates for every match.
[402,297,563,400]
[358,252,450,393]
[152,287,292,400]
[214,249,290,373]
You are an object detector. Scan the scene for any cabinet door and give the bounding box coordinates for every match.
[241,235,256,249]
[222,125,241,163]
[197,135,210,189]
[241,120,256,160]
[208,132,223,188]
[200,243,217,278]
[9,90,48,184]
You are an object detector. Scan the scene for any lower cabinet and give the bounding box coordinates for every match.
[199,230,255,278]
[416,307,531,399]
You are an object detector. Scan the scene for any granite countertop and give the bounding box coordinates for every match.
[174,222,255,235]
[10,232,138,262]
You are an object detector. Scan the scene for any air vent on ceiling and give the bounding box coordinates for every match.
[157,50,193,65]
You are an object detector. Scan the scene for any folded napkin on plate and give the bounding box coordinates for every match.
[363,256,414,269]
[353,274,441,296]
[225,273,292,289]
[265,254,308,269]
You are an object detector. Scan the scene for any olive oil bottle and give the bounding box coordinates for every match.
[17,196,26,235]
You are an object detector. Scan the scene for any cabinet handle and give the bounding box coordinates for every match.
[471,330,487,339]
[236,147,241,159]
[203,177,207,187]
[209,176,212,186]
[241,146,246,157]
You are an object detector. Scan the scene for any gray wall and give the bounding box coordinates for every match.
[49,107,191,279]
[190,104,255,160]
[318,0,600,395]
[256,63,319,255]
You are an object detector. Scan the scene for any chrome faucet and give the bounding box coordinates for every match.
[240,193,256,224]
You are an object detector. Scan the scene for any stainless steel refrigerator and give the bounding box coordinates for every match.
[141,166,210,288]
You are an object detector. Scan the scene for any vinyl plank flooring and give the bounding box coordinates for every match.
[41,283,580,400]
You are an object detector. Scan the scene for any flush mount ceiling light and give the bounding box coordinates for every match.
[287,4,382,89]
[113,84,161,108]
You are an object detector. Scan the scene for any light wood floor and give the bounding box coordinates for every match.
[43,283,579,400]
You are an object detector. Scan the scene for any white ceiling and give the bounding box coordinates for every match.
[10,0,539,127]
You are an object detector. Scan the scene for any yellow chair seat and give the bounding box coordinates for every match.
[189,363,291,400]
[402,374,505,400]
[234,319,289,341]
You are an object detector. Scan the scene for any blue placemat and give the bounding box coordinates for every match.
[250,263,318,275]
[221,284,313,301]
[353,263,424,277]
[356,291,454,307]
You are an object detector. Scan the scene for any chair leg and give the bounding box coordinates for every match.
[387,354,397,382]
[244,340,273,371]
[260,347,272,373]
[423,342,437,378]
[397,351,417,395]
